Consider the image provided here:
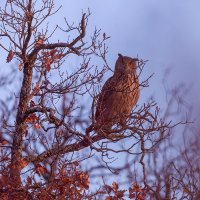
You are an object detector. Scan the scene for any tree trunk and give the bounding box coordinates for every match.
[10,62,33,187]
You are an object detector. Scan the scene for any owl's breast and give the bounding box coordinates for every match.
[121,74,139,107]
[95,73,139,127]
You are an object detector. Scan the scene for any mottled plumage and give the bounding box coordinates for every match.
[95,54,139,129]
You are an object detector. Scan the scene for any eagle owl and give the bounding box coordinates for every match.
[86,54,139,134]
[95,54,139,127]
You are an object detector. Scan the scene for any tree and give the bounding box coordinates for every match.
[0,0,194,199]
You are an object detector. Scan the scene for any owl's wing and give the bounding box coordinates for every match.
[95,76,117,120]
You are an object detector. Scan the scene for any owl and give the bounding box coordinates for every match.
[93,54,139,131]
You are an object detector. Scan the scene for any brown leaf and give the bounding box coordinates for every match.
[0,136,7,145]
[20,159,28,169]
[132,183,140,191]
[33,123,40,129]
[55,53,62,60]
[80,173,89,189]
[183,186,190,194]
[18,63,23,71]
[25,114,38,123]
[105,197,112,200]
[50,49,57,57]
[0,170,9,185]
[116,190,126,198]
[104,185,112,194]
[6,50,14,63]
[41,190,47,200]
[62,177,70,183]
[35,164,47,176]
[129,192,136,199]
[73,161,79,166]
[112,182,118,190]
[32,82,40,94]
[60,168,65,176]
[43,58,52,72]
[26,176,32,185]
[46,63,51,72]
[138,194,146,200]
[36,38,43,45]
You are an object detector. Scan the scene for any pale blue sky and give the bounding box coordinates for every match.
[58,0,200,119]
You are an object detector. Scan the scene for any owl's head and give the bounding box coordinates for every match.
[114,54,138,75]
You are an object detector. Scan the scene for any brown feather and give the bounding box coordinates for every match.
[95,54,139,130]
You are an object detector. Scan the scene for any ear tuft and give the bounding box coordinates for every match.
[118,53,123,58]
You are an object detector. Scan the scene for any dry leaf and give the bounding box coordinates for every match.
[80,173,89,189]
[62,177,70,183]
[50,49,57,57]
[34,123,40,129]
[20,159,28,168]
[55,53,62,60]
[25,114,38,123]
[18,63,23,71]
[132,183,140,191]
[46,63,51,72]
[26,176,32,185]
[32,82,40,94]
[6,50,14,63]
[35,164,47,176]
[36,38,43,45]
[129,192,136,199]
[73,161,79,166]
[0,140,7,145]
[112,182,118,190]
[43,58,52,72]
[183,186,190,194]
